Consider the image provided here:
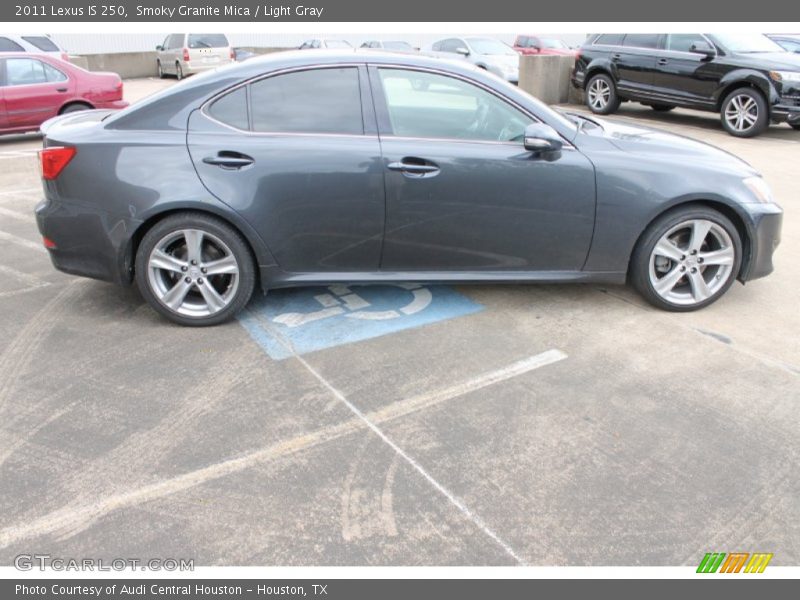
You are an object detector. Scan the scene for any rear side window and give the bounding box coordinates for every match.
[22,36,59,51]
[249,68,363,135]
[6,58,49,85]
[622,34,661,49]
[208,86,249,130]
[0,37,24,51]
[187,34,229,49]
[42,62,67,82]
[594,34,624,46]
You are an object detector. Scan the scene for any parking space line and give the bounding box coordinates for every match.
[0,349,566,553]
[0,206,35,222]
[0,187,40,197]
[0,230,46,253]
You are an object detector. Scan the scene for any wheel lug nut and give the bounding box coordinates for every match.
[191,260,197,265]
[197,278,204,285]
[181,266,188,272]
[691,249,697,255]
[201,267,207,274]
[680,255,685,261]
[184,277,191,283]
[680,266,686,272]
[691,267,697,273]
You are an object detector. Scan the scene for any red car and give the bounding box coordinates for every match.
[0,52,128,134]
[513,35,577,56]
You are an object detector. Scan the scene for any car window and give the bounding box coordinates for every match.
[781,40,800,52]
[250,67,363,135]
[666,34,707,53]
[208,86,249,130]
[0,36,25,52]
[377,68,534,142]
[622,34,661,49]
[21,36,59,52]
[187,34,228,49]
[466,38,517,56]
[168,34,184,49]
[6,58,49,85]
[594,34,624,46]
[42,61,67,82]
[439,39,462,53]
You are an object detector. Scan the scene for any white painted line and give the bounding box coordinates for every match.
[0,206,34,222]
[0,264,47,288]
[0,187,40,197]
[0,230,46,253]
[0,349,566,552]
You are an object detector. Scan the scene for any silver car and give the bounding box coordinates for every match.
[0,34,69,61]
[428,37,519,83]
[156,33,233,80]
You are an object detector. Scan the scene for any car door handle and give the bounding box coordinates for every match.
[202,152,254,169]
[56,87,68,92]
[387,158,440,178]
[657,58,668,65]
[611,53,622,62]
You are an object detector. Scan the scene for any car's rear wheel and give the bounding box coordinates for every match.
[585,73,620,115]
[60,103,91,114]
[630,206,742,312]
[175,62,184,80]
[790,122,800,131]
[720,88,768,137]
[135,213,256,326]
[649,103,675,112]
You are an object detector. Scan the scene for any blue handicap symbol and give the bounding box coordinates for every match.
[238,283,484,360]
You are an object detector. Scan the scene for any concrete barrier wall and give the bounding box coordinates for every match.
[72,47,288,79]
[518,54,584,106]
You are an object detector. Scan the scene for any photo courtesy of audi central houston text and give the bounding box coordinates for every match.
[0,11,799,593]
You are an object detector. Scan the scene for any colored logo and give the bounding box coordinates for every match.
[696,552,773,573]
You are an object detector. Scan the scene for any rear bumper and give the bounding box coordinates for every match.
[185,60,231,74]
[740,204,783,282]
[95,99,129,110]
[35,195,137,285]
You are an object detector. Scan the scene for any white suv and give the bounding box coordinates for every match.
[0,34,69,61]
[156,33,233,80]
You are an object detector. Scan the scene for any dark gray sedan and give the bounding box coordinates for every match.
[35,50,782,326]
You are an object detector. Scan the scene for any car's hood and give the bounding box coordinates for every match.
[730,51,800,70]
[590,117,757,176]
[481,54,520,70]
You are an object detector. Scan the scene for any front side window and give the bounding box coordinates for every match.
[666,34,708,53]
[22,36,59,51]
[249,67,363,135]
[377,68,534,142]
[594,34,624,46]
[466,38,517,56]
[622,34,661,49]
[6,58,48,85]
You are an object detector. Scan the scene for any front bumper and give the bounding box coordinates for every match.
[740,203,783,282]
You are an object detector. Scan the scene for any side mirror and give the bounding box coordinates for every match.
[455,47,470,56]
[523,123,563,156]
[155,45,163,51]
[690,40,715,60]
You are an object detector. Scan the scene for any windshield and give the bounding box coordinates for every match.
[710,33,785,53]
[540,38,568,49]
[384,41,413,51]
[466,38,517,56]
[187,34,228,49]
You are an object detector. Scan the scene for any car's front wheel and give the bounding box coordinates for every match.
[135,213,256,326]
[630,206,742,311]
[720,88,768,137]
[585,73,621,115]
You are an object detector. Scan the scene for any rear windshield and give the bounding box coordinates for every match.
[22,36,60,51]
[187,34,229,49]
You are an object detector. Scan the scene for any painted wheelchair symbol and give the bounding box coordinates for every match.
[273,283,433,328]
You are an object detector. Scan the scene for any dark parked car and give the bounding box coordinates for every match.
[0,52,127,135]
[36,51,782,326]
[572,33,800,137]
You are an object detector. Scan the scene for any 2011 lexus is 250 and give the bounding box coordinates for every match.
[35,50,783,326]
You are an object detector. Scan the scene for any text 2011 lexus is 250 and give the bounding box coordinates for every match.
[36,50,782,326]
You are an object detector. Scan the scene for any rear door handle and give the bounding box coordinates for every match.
[56,87,68,92]
[611,53,622,62]
[202,152,254,169]
[387,158,440,178]
[657,58,668,65]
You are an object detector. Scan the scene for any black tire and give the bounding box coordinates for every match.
[175,62,184,80]
[630,205,742,312]
[790,122,800,131]
[585,73,621,115]
[649,103,675,112]
[59,103,91,115]
[720,88,768,138]
[135,213,256,326]
[156,60,164,79]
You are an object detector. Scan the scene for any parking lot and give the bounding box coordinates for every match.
[0,77,798,566]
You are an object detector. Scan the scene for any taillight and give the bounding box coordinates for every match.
[38,147,76,180]
[182,48,190,62]
[43,237,57,249]
[60,52,70,62]
[230,48,235,60]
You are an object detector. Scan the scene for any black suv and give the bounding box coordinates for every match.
[571,33,800,137]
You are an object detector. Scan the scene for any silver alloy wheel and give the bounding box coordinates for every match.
[147,229,240,318]
[648,219,736,306]
[724,93,758,133]
[588,78,611,110]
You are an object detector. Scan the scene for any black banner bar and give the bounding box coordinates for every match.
[4,0,800,22]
